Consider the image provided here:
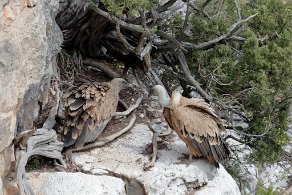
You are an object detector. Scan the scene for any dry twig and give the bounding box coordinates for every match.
[143,109,159,170]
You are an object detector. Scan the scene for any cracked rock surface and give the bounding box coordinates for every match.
[28,124,240,195]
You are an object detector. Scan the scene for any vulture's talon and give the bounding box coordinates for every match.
[187,153,193,166]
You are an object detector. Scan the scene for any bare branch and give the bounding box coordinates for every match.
[143,108,158,170]
[224,134,245,144]
[160,3,185,20]
[227,36,246,41]
[139,42,153,59]
[16,129,64,195]
[89,4,146,33]
[83,58,120,78]
[216,0,225,18]
[156,30,187,52]
[134,10,148,54]
[149,68,165,87]
[116,22,135,51]
[201,0,213,11]
[233,0,242,20]
[176,50,212,100]
[180,0,192,39]
[182,13,258,50]
[189,3,211,20]
[157,0,178,13]
[175,50,248,120]
[69,114,137,152]
[115,96,143,116]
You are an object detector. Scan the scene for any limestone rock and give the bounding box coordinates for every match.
[28,172,126,195]
[71,124,240,195]
[27,124,240,195]
[0,0,62,192]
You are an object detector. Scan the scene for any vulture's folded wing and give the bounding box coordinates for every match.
[163,98,230,167]
[63,82,118,149]
[179,97,226,132]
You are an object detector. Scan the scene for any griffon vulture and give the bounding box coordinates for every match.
[63,78,129,150]
[150,85,230,168]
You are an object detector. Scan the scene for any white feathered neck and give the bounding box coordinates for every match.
[151,85,181,108]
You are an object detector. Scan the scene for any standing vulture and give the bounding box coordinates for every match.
[150,85,230,168]
[63,78,129,150]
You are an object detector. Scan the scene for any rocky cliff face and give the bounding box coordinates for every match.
[0,0,62,193]
[0,1,241,194]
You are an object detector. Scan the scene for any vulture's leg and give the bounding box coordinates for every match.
[188,153,193,163]
[62,150,80,171]
[184,148,194,166]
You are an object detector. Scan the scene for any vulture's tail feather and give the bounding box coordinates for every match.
[190,136,230,168]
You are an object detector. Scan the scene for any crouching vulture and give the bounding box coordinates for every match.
[150,85,230,168]
[63,78,130,150]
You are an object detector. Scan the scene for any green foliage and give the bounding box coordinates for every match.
[26,158,46,172]
[101,0,153,16]
[188,0,292,164]
[255,180,281,195]
[99,0,292,165]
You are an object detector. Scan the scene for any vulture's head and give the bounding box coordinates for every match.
[149,85,171,108]
[111,78,131,91]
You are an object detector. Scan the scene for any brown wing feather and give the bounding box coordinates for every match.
[63,82,119,149]
[70,98,86,111]
[179,97,226,132]
[163,97,230,167]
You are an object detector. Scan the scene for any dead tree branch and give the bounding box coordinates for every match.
[83,58,120,78]
[16,129,64,195]
[143,108,158,170]
[115,96,143,116]
[89,3,146,33]
[189,3,211,20]
[233,0,242,20]
[69,114,136,152]
[116,21,136,51]
[175,50,248,120]
[201,0,213,11]
[182,13,258,50]
[157,0,178,13]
